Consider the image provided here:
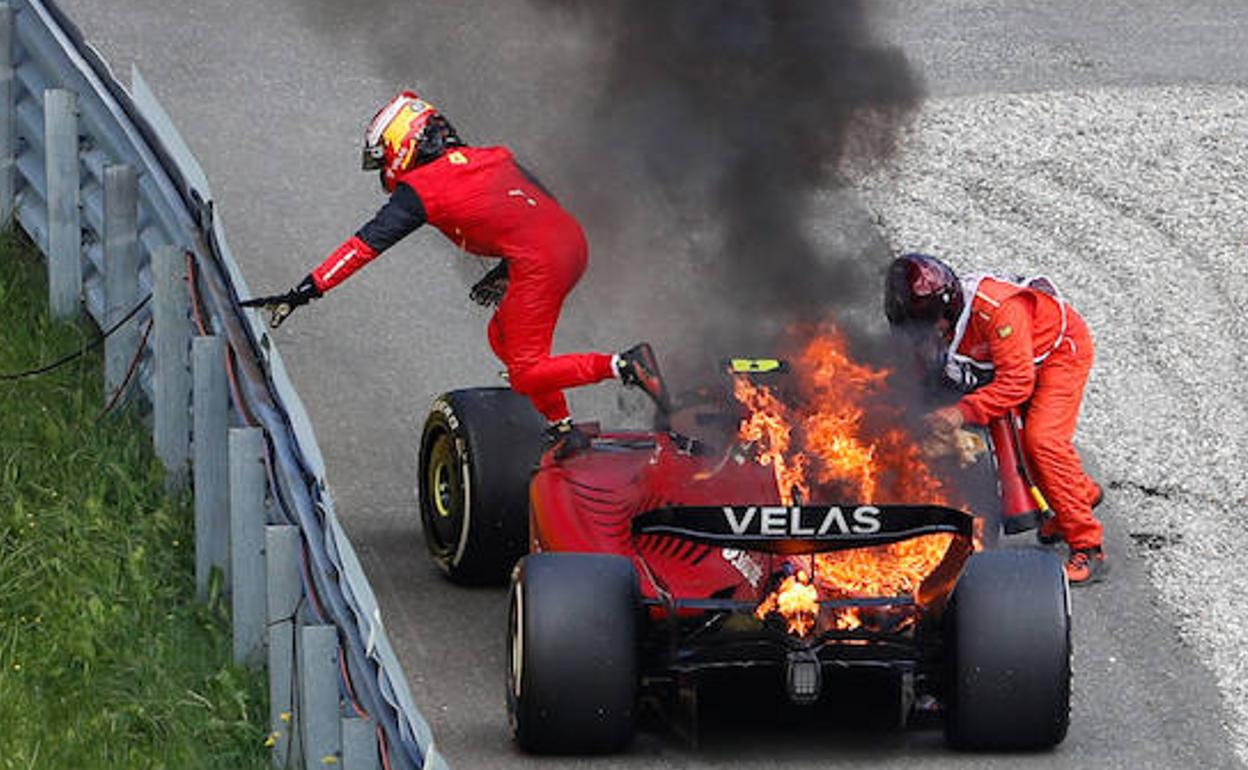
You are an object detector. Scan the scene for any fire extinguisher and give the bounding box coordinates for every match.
[987,408,1052,534]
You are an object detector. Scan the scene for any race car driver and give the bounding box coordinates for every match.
[242,91,667,453]
[884,253,1108,585]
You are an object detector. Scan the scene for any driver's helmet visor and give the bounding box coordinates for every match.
[362,145,385,171]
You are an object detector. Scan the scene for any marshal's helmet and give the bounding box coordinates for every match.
[362,91,462,192]
[884,253,964,328]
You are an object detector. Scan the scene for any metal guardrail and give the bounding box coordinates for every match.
[0,1,450,768]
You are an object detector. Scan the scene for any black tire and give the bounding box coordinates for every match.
[944,548,1071,750]
[417,388,546,585]
[507,553,639,754]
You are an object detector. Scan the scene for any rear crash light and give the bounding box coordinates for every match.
[786,649,822,705]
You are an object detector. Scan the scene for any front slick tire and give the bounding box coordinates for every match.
[944,548,1071,750]
[417,388,546,585]
[508,554,639,754]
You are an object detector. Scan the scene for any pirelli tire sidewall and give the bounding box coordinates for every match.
[943,548,1072,750]
[508,553,640,754]
[417,388,546,585]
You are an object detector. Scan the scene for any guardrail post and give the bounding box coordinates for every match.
[229,426,266,667]
[193,335,229,599]
[267,525,303,768]
[299,625,342,770]
[0,4,15,227]
[103,164,139,405]
[342,717,380,770]
[45,89,80,318]
[154,246,191,489]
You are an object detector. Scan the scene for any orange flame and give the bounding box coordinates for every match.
[734,377,809,504]
[754,570,819,636]
[741,322,959,634]
[814,534,955,630]
[735,323,953,506]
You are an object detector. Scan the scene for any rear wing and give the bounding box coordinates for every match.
[632,504,973,555]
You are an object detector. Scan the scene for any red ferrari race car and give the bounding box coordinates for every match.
[416,356,1071,755]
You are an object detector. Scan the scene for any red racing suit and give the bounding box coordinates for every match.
[946,275,1103,550]
[309,146,615,422]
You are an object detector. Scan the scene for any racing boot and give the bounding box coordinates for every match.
[544,418,591,460]
[1065,546,1109,586]
[615,342,671,413]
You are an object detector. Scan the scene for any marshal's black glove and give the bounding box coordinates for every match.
[240,274,321,329]
[469,261,509,308]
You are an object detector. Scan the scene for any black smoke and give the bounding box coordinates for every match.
[531,1,919,304]
[522,1,923,392]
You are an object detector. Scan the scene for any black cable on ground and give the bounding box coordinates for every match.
[0,294,153,381]
[96,319,153,422]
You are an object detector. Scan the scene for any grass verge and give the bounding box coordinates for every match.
[0,232,268,769]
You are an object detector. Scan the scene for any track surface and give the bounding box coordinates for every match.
[57,2,1247,767]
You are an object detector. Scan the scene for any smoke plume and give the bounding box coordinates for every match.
[524,1,923,382]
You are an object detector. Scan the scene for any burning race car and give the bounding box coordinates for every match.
[416,329,1070,754]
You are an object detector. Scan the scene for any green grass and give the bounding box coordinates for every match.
[0,233,268,769]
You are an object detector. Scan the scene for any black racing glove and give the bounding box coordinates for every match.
[240,274,321,329]
[469,261,509,308]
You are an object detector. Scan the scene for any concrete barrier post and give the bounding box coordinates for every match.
[0,4,15,226]
[299,625,342,770]
[154,246,191,489]
[229,426,266,667]
[102,164,139,404]
[45,89,80,318]
[266,525,303,768]
[192,335,229,599]
[341,717,380,770]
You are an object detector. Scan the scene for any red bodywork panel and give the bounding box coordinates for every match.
[529,432,784,604]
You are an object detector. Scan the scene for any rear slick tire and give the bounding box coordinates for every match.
[944,548,1071,750]
[416,388,546,585]
[508,553,639,754]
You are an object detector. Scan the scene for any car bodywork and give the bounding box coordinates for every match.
[528,425,975,710]
[418,373,1070,752]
